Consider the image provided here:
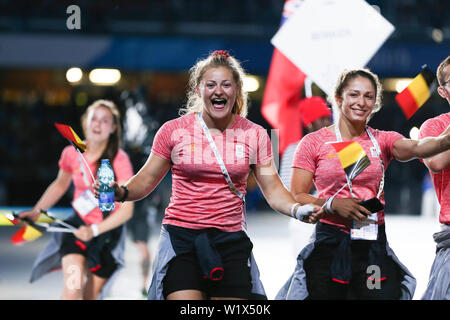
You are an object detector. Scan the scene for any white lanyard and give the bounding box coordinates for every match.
[334,124,385,199]
[196,112,247,231]
[77,152,92,188]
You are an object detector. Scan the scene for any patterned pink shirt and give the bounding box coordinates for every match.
[152,113,273,232]
[293,127,404,232]
[419,112,450,224]
[58,146,134,225]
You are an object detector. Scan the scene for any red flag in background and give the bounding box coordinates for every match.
[262,0,307,155]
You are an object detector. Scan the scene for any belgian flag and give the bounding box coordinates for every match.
[54,122,87,152]
[10,225,42,244]
[55,122,96,182]
[395,66,437,120]
[0,212,43,244]
[330,141,371,181]
[0,211,18,226]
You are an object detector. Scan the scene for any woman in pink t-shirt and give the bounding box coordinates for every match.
[278,68,450,300]
[419,55,450,300]
[19,100,134,300]
[95,50,323,300]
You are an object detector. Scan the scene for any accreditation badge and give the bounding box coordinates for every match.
[351,212,378,240]
[235,144,244,159]
[370,146,378,158]
[72,189,97,217]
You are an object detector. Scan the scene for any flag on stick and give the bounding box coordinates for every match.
[10,225,42,245]
[38,210,77,231]
[54,122,95,182]
[36,212,55,224]
[395,66,437,119]
[330,141,371,181]
[320,141,372,210]
[0,210,75,245]
[54,122,87,152]
[0,212,18,226]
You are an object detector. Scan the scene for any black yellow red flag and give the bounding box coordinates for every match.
[10,225,42,244]
[395,66,437,120]
[330,141,371,180]
[54,123,87,152]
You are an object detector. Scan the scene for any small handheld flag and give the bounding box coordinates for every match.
[0,211,19,226]
[0,211,43,244]
[320,141,372,209]
[395,66,437,120]
[54,123,87,152]
[10,225,42,245]
[54,122,95,182]
[330,141,371,181]
[0,210,75,245]
[37,210,77,231]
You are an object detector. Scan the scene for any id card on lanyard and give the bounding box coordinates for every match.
[72,152,97,217]
[72,189,97,217]
[335,126,384,240]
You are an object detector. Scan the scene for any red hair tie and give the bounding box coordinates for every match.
[212,50,230,59]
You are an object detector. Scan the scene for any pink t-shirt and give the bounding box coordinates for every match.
[419,112,450,224]
[293,126,404,232]
[58,146,134,225]
[151,113,273,232]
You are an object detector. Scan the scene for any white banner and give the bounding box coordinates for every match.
[271,0,395,95]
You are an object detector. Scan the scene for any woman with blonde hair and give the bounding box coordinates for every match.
[95,50,323,300]
[20,99,134,299]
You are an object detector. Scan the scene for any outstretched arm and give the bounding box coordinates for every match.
[420,124,450,173]
[252,161,323,223]
[393,125,450,162]
[19,169,72,221]
[290,168,369,221]
[107,153,171,202]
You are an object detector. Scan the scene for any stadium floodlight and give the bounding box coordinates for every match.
[66,67,83,83]
[382,78,413,93]
[243,75,260,93]
[432,28,443,43]
[89,68,121,85]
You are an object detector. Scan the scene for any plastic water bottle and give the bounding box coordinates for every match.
[98,159,115,212]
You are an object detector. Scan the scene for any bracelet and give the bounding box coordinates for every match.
[91,224,99,237]
[325,196,335,214]
[290,203,300,218]
[118,185,128,203]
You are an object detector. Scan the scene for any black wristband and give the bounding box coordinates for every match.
[118,185,128,203]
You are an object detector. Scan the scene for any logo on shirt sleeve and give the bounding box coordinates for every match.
[235,144,245,158]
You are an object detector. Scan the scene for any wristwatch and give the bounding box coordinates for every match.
[118,185,128,202]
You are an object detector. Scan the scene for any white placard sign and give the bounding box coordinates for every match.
[271,0,395,95]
